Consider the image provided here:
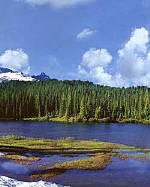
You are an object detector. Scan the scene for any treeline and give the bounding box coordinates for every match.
[0,79,150,122]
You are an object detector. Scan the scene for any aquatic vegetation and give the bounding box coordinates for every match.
[0,136,136,155]
[4,154,41,162]
[50,153,111,170]
[7,151,148,178]
[30,152,149,179]
[0,136,150,180]
[30,168,67,180]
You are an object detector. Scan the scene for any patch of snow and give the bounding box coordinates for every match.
[0,176,67,187]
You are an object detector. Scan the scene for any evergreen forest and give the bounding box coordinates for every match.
[0,80,150,123]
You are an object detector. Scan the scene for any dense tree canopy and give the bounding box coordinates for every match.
[0,80,150,121]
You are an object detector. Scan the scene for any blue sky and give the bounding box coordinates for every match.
[1,0,150,86]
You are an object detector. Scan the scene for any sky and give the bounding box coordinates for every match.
[1,0,150,87]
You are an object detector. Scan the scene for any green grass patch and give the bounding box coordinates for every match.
[0,136,137,155]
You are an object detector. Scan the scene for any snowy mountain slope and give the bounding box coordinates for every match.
[0,67,51,82]
[0,72,35,82]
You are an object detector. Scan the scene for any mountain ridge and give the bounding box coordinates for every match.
[0,67,50,82]
[32,72,50,81]
[0,67,14,73]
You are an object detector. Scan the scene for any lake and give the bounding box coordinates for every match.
[0,121,150,148]
[1,121,150,187]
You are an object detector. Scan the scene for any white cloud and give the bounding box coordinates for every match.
[117,27,150,86]
[82,48,112,68]
[90,67,112,86]
[78,48,113,86]
[78,27,150,87]
[77,28,96,39]
[16,0,94,8]
[0,49,30,74]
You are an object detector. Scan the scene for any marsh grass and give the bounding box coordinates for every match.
[4,154,41,162]
[0,136,136,153]
[0,136,149,180]
[30,151,150,180]
[30,153,111,179]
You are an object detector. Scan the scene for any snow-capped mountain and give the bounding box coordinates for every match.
[0,67,35,82]
[0,67,51,82]
[0,176,65,187]
[0,72,35,82]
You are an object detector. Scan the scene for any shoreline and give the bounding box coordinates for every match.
[0,117,150,125]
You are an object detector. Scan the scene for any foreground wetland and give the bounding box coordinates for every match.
[1,121,150,186]
[0,135,150,182]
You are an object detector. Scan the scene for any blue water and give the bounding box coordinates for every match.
[0,157,37,181]
[1,154,150,187]
[0,121,150,148]
[1,121,150,186]
[0,154,87,182]
[51,158,150,187]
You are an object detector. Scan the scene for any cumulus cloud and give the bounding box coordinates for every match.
[77,28,96,40]
[117,27,150,86]
[78,48,113,86]
[0,49,30,74]
[82,48,112,68]
[78,27,150,87]
[16,0,94,8]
